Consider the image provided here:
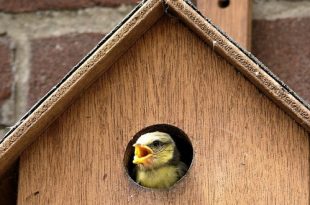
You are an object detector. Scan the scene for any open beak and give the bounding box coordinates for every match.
[132,144,153,164]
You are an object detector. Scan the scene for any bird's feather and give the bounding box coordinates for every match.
[136,162,187,189]
[133,132,187,189]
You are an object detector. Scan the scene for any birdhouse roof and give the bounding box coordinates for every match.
[0,0,309,175]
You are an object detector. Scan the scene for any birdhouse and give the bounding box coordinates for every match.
[1,0,309,204]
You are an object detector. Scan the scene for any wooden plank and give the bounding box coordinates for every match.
[18,16,309,205]
[197,0,252,49]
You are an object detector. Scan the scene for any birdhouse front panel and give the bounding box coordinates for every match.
[17,16,309,204]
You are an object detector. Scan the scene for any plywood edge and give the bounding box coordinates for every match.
[0,0,164,176]
[166,0,310,131]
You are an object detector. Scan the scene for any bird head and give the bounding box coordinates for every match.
[132,131,177,169]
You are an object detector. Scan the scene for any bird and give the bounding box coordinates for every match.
[132,131,187,189]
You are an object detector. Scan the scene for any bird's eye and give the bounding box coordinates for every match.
[152,140,162,147]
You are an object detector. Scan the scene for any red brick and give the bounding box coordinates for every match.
[29,33,103,107]
[0,37,13,106]
[252,17,310,103]
[0,0,138,13]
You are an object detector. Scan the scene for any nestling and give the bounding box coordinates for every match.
[132,131,187,189]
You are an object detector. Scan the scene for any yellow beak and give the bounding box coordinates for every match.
[132,144,153,164]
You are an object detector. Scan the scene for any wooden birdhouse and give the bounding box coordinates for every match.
[1,0,309,204]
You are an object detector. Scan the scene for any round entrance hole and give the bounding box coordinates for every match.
[124,124,194,189]
[218,0,230,8]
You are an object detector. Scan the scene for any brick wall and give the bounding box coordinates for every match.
[252,0,310,105]
[0,0,309,203]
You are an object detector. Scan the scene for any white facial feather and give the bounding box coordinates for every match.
[135,131,174,145]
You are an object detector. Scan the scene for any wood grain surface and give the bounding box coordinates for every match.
[18,16,309,204]
[197,0,252,49]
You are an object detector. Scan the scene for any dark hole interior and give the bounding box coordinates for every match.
[123,124,194,188]
[218,0,230,8]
